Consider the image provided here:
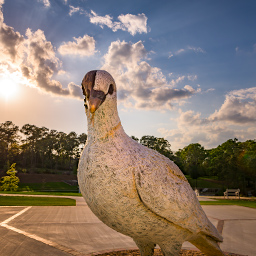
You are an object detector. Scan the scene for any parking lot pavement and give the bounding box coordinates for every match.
[0,206,25,223]
[197,196,217,201]
[0,225,71,256]
[203,205,256,256]
[0,196,255,256]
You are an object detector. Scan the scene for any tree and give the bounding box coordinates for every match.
[140,135,157,149]
[131,136,139,142]
[20,124,40,167]
[0,121,20,167]
[238,140,256,193]
[207,138,242,189]
[0,163,20,191]
[20,124,50,168]
[176,143,207,187]
[78,133,87,151]
[39,129,59,169]
[140,135,173,159]
[154,137,173,159]
[63,132,80,169]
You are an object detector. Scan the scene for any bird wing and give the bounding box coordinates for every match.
[133,144,222,241]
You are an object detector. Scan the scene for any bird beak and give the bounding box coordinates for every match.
[88,90,106,113]
[89,96,102,113]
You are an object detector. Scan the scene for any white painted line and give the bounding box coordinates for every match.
[1,223,81,255]
[0,206,32,225]
[0,206,83,256]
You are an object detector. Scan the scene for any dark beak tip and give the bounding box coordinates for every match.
[88,94,104,113]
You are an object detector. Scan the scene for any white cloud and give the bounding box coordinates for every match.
[168,53,173,59]
[187,46,205,53]
[89,10,114,29]
[69,5,80,16]
[38,0,50,8]
[159,121,236,151]
[187,75,197,81]
[235,44,256,55]
[176,49,185,55]
[158,87,256,150]
[89,10,148,36]
[169,46,206,58]
[209,87,256,124]
[101,40,199,110]
[0,1,24,63]
[205,88,215,93]
[68,5,86,16]
[23,28,82,98]
[58,35,96,56]
[0,5,83,100]
[170,76,185,86]
[118,13,147,36]
[158,108,236,150]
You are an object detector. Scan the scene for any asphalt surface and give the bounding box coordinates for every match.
[0,195,255,256]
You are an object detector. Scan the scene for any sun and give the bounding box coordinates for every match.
[0,77,19,100]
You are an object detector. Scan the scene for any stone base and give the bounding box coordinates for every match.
[95,249,244,256]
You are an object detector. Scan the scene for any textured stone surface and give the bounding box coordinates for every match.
[78,70,225,256]
[94,249,243,256]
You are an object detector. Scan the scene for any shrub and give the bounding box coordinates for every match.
[0,163,20,191]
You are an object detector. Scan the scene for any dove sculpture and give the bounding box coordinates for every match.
[78,70,224,256]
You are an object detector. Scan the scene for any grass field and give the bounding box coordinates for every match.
[186,177,225,189]
[0,191,82,196]
[0,196,76,206]
[200,199,256,208]
[18,182,79,192]
[1,195,255,208]
[0,181,81,196]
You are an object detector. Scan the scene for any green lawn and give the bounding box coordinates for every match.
[187,178,224,189]
[0,181,82,196]
[199,176,219,180]
[200,199,256,208]
[18,182,79,192]
[0,191,82,196]
[0,196,76,206]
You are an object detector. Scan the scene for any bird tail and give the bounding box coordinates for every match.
[189,233,225,256]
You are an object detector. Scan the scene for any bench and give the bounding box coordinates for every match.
[224,189,240,199]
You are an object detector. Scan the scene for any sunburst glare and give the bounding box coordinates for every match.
[0,77,19,100]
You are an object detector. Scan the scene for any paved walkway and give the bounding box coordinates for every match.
[0,194,255,256]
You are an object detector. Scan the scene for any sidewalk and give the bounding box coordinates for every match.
[0,194,255,256]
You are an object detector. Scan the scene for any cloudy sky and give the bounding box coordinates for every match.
[1,0,256,150]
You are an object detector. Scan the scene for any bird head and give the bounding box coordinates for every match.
[81,70,116,114]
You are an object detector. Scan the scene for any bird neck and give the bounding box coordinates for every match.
[86,96,124,141]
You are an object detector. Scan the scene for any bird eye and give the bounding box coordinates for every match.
[84,99,88,109]
[108,84,114,95]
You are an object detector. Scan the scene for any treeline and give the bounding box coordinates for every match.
[137,135,256,192]
[175,140,256,194]
[0,121,87,173]
[0,121,256,194]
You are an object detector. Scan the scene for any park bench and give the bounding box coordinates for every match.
[224,189,240,199]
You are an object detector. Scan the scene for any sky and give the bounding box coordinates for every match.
[0,0,256,151]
